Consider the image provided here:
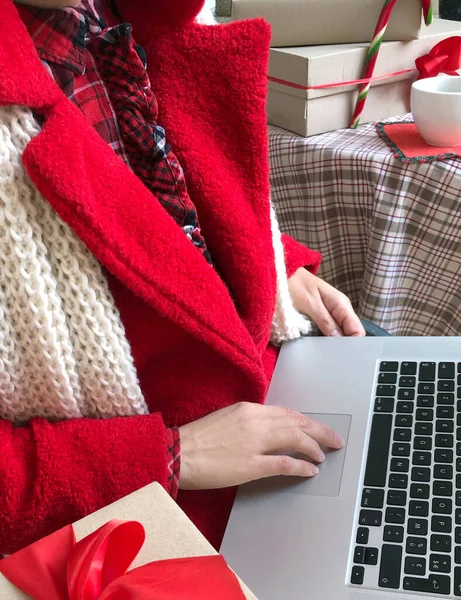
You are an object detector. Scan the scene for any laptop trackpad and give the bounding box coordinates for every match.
[252,413,352,498]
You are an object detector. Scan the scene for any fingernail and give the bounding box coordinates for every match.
[311,465,319,475]
[335,434,345,447]
[329,328,343,337]
[318,451,326,463]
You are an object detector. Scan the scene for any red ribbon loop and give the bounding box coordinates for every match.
[0,520,246,600]
[416,36,461,79]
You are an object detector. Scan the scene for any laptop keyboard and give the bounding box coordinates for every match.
[350,361,461,596]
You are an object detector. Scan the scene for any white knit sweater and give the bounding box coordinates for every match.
[0,104,310,423]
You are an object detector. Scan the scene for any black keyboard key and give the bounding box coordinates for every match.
[385,507,406,524]
[457,458,461,471]
[359,509,382,527]
[379,372,397,384]
[403,574,450,595]
[412,467,431,482]
[413,451,431,466]
[457,474,461,487]
[398,389,415,400]
[456,528,461,544]
[433,498,453,515]
[457,509,461,525]
[387,490,407,506]
[356,527,369,545]
[415,422,433,436]
[405,556,426,576]
[418,395,434,408]
[434,464,453,480]
[354,546,366,564]
[456,548,461,564]
[458,428,461,442]
[438,393,455,405]
[457,443,461,457]
[414,437,432,451]
[383,525,404,543]
[406,536,428,555]
[408,518,428,536]
[374,397,394,413]
[419,362,436,382]
[431,535,451,553]
[395,414,413,428]
[458,414,461,427]
[435,434,454,448]
[430,554,452,573]
[401,362,417,375]
[379,544,402,589]
[416,409,434,422]
[394,428,411,442]
[364,414,392,488]
[439,380,455,392]
[400,376,416,388]
[431,516,452,533]
[433,481,453,497]
[380,361,398,372]
[350,566,364,585]
[410,484,430,499]
[436,420,454,433]
[389,474,408,489]
[437,405,455,418]
[393,442,411,456]
[457,492,461,507]
[419,383,435,394]
[365,547,379,566]
[377,385,396,397]
[397,401,414,414]
[390,457,409,473]
[409,501,429,517]
[361,488,385,509]
[456,567,461,597]
[435,449,453,463]
[458,390,461,400]
[439,362,455,379]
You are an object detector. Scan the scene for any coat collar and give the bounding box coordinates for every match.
[1,0,273,384]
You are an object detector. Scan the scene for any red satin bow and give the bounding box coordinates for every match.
[0,520,246,600]
[416,36,461,79]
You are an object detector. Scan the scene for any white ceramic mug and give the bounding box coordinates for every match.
[411,76,461,147]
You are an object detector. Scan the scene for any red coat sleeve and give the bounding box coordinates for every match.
[282,234,322,278]
[0,414,168,554]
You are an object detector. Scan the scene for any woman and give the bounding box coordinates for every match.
[0,0,364,554]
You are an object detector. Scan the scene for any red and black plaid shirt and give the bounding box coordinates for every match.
[18,0,188,498]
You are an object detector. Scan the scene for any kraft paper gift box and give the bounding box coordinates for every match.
[231,0,440,47]
[0,483,257,599]
[267,18,461,138]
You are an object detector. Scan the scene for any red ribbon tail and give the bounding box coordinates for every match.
[98,555,247,600]
[0,525,75,600]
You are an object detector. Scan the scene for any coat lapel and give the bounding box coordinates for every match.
[22,99,263,374]
[120,10,276,350]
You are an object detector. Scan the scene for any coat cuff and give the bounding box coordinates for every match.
[281,234,322,279]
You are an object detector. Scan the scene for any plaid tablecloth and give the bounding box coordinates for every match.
[270,120,461,336]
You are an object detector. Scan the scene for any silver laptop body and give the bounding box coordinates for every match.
[221,336,461,600]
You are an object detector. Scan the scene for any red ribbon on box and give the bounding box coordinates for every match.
[0,520,246,600]
[267,36,461,93]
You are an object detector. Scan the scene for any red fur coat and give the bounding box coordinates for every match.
[0,0,321,553]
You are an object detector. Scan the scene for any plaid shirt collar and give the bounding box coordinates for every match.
[17,1,109,75]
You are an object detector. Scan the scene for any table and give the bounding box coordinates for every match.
[269,120,461,336]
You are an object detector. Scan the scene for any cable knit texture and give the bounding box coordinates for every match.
[0,104,147,423]
[0,104,309,424]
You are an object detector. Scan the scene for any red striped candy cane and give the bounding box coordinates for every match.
[350,0,433,128]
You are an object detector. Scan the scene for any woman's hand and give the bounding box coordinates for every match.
[178,402,344,490]
[288,268,365,337]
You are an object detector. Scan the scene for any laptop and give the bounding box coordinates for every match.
[221,336,461,599]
